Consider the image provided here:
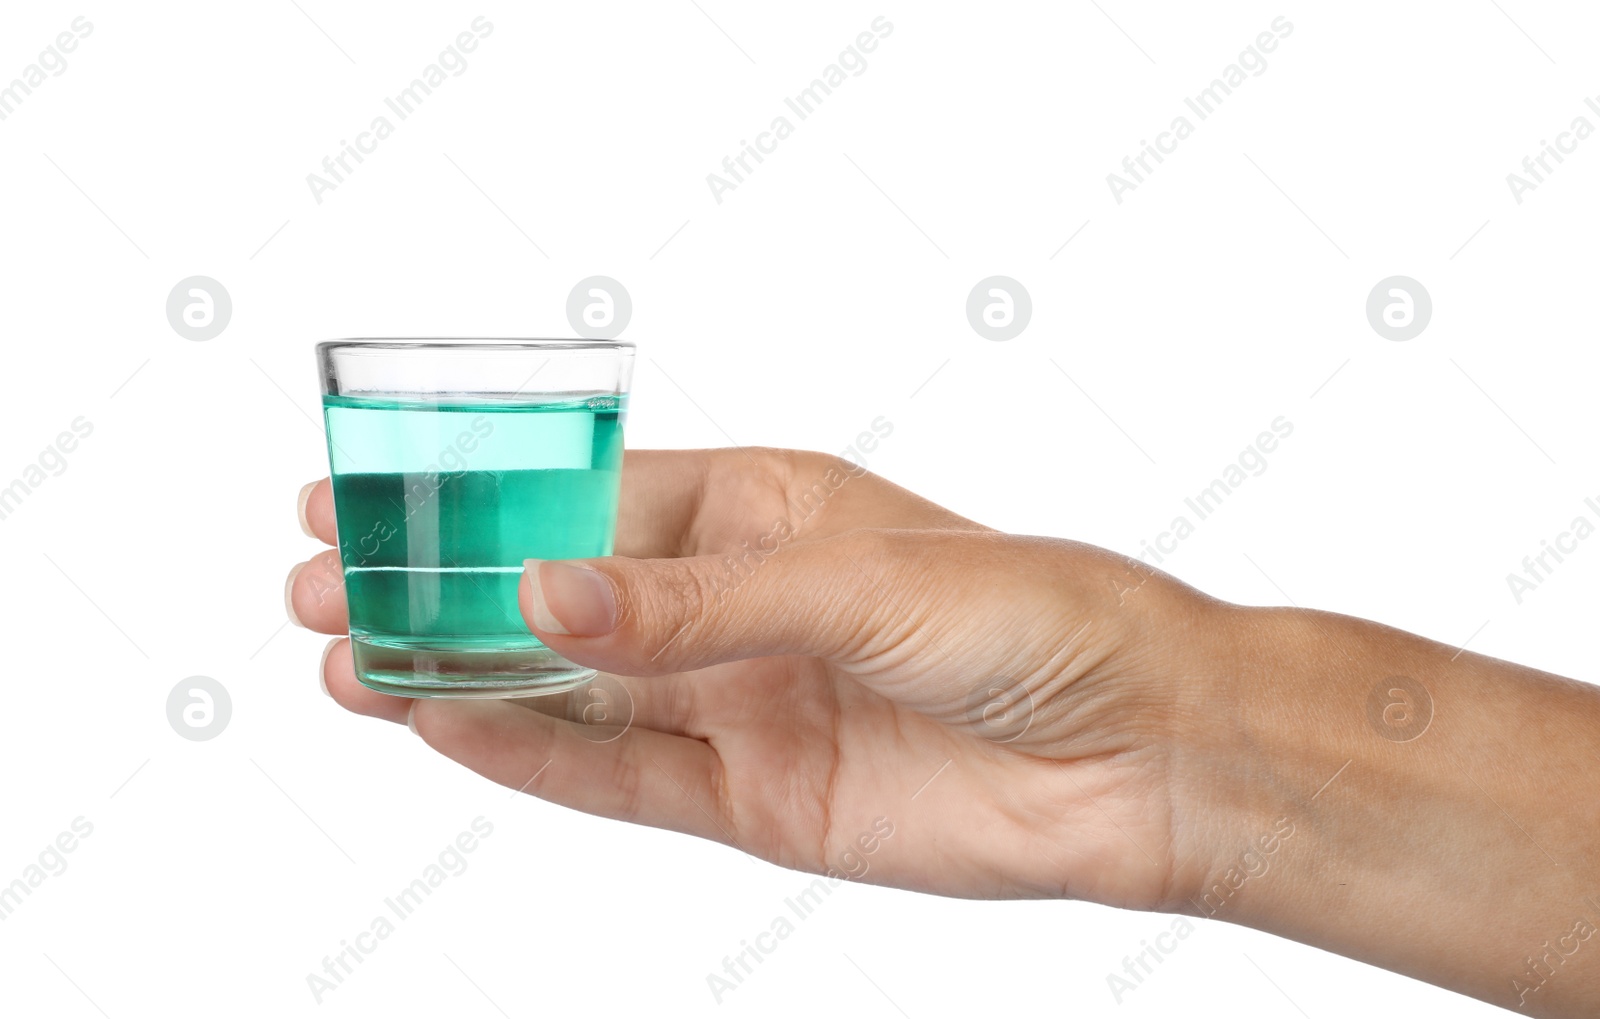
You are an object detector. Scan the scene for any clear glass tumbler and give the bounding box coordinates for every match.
[316,339,634,698]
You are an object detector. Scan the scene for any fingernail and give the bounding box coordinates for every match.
[297,481,318,538]
[407,702,420,736]
[285,563,306,628]
[524,559,617,637]
[318,638,339,697]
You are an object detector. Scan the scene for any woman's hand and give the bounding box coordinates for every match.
[287,448,1236,911]
[287,447,1600,1017]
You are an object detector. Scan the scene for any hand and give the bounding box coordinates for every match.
[288,447,1600,1017]
[287,448,1234,909]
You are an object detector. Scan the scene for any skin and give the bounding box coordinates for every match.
[288,447,1600,1016]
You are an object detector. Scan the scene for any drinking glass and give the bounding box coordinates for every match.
[317,339,633,698]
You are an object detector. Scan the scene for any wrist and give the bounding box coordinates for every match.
[1158,602,1345,918]
[1173,602,1600,1015]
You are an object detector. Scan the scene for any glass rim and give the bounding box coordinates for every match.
[317,338,634,355]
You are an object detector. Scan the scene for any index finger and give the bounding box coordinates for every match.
[293,449,706,552]
[298,478,336,546]
[298,446,988,558]
[615,446,991,557]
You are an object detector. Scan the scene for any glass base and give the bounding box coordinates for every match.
[350,635,597,699]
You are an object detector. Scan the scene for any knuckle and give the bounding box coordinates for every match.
[806,450,867,486]
[790,448,842,477]
[620,560,721,652]
[785,450,867,518]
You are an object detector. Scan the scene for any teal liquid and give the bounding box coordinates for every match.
[322,393,624,696]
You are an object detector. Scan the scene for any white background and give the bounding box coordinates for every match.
[0,1,1594,1015]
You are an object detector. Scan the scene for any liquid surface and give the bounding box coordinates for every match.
[323,394,624,691]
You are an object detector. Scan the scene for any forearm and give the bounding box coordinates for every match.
[1186,604,1600,1016]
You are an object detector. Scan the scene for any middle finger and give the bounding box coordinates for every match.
[287,549,348,634]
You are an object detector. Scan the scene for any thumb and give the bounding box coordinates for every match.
[520,528,993,677]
